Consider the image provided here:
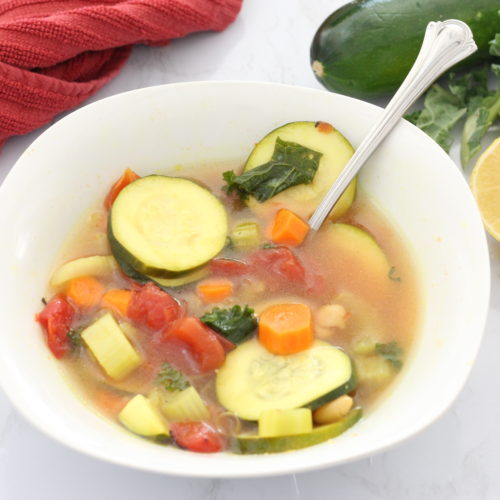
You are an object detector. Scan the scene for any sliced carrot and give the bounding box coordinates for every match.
[94,388,129,416]
[196,279,233,303]
[104,168,140,210]
[259,303,314,355]
[270,208,310,247]
[101,289,132,316]
[66,276,104,309]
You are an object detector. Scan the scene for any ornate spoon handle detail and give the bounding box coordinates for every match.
[309,19,477,230]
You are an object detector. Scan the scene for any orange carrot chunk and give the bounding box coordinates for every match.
[66,276,104,309]
[196,279,234,303]
[259,303,314,355]
[101,289,132,316]
[270,208,310,247]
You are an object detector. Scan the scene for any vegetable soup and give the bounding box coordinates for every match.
[36,121,419,454]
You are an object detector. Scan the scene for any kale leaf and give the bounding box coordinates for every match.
[223,138,322,202]
[201,305,257,344]
[375,341,403,371]
[156,363,190,392]
[406,14,500,166]
[405,84,466,152]
[490,33,500,57]
[67,326,84,351]
[461,88,500,166]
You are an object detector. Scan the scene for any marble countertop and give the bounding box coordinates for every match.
[1,1,499,498]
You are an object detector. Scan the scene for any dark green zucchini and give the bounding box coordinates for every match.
[311,0,500,99]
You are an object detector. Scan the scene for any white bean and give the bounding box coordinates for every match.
[313,395,353,425]
[316,303,348,329]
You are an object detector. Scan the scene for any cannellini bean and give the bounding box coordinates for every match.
[315,325,336,340]
[316,303,348,329]
[313,395,353,425]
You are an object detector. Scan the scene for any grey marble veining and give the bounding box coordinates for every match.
[0,0,499,498]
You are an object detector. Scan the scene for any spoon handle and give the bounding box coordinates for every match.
[308,19,477,231]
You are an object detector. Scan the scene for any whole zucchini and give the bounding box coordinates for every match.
[311,0,500,99]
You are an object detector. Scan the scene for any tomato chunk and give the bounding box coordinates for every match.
[249,246,305,285]
[209,258,250,276]
[36,296,75,358]
[170,422,224,453]
[128,282,180,331]
[167,317,225,373]
[104,168,140,210]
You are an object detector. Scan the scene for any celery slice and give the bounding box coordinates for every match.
[160,386,210,422]
[259,408,313,437]
[82,313,142,380]
[230,222,260,250]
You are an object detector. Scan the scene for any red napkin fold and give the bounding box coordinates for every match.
[0,0,242,146]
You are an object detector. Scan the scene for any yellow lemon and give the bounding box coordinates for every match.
[470,138,500,240]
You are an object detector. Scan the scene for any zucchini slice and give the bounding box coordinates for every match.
[244,121,355,220]
[109,175,228,277]
[215,339,355,421]
[50,255,118,287]
[231,408,362,454]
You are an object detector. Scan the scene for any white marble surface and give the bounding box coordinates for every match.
[0,0,499,498]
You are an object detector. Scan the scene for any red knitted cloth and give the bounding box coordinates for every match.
[0,0,242,146]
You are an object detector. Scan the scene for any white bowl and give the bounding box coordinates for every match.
[0,82,490,477]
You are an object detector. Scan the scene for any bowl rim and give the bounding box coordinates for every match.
[0,80,491,477]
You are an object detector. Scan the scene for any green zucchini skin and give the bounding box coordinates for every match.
[231,408,362,454]
[109,235,208,290]
[306,362,356,410]
[311,0,500,98]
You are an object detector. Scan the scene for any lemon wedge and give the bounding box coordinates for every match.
[470,138,500,241]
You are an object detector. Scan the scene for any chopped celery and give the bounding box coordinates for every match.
[118,394,169,437]
[160,386,210,422]
[351,334,377,355]
[355,355,394,385]
[81,313,142,380]
[230,222,260,250]
[258,408,313,438]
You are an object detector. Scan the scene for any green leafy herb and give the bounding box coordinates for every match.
[261,242,277,249]
[388,266,401,283]
[156,363,190,392]
[406,15,500,166]
[223,138,322,202]
[201,305,258,344]
[461,88,500,165]
[67,327,84,351]
[375,341,403,370]
[225,236,234,250]
[405,84,466,152]
[490,33,500,57]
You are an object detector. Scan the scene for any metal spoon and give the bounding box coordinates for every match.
[308,19,477,230]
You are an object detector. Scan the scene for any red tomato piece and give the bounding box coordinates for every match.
[249,246,305,284]
[170,422,224,453]
[104,168,140,210]
[209,258,250,276]
[36,296,75,359]
[128,282,180,331]
[167,317,225,373]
